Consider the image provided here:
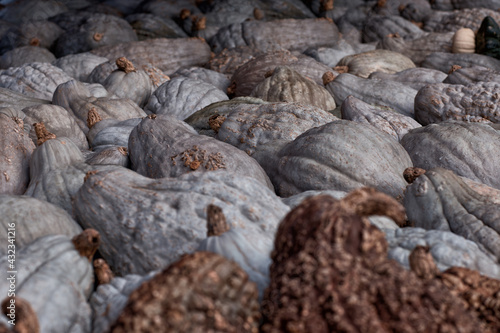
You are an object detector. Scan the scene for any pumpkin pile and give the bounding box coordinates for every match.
[2,0,500,332]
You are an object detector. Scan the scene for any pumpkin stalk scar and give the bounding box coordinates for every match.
[115,57,136,74]
[322,71,336,86]
[33,122,56,146]
[403,167,426,183]
[409,245,439,280]
[1,297,40,333]
[93,32,103,41]
[87,107,102,129]
[208,114,226,134]
[206,204,230,237]
[170,145,226,171]
[94,258,114,285]
[72,229,101,261]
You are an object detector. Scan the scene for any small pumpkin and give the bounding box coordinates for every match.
[476,15,500,59]
[452,27,476,53]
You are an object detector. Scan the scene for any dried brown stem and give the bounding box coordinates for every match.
[33,122,56,146]
[72,229,101,261]
[116,57,136,73]
[322,71,336,85]
[207,204,230,237]
[1,297,39,333]
[208,114,226,134]
[87,107,102,129]
[93,32,103,41]
[403,167,426,183]
[94,258,114,285]
[409,246,439,280]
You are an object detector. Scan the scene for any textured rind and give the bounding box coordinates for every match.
[261,193,481,332]
[336,49,416,78]
[128,115,273,190]
[0,194,82,252]
[369,67,448,91]
[215,101,337,157]
[110,252,260,333]
[414,82,500,124]
[90,38,212,75]
[404,168,500,262]
[0,234,93,333]
[421,52,500,73]
[90,272,157,333]
[172,66,230,92]
[144,76,228,119]
[362,14,425,43]
[443,65,500,85]
[73,167,290,275]
[341,95,421,141]
[250,66,336,110]
[325,73,417,118]
[401,122,500,189]
[267,119,412,198]
[0,62,74,100]
[52,52,109,82]
[386,227,500,279]
[424,8,500,32]
[0,113,35,195]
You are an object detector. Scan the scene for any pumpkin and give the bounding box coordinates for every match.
[144,76,228,119]
[368,67,447,90]
[0,87,49,110]
[340,95,421,142]
[207,45,266,76]
[421,52,500,73]
[0,19,63,55]
[430,0,500,11]
[109,251,260,332]
[443,65,500,85]
[128,114,273,189]
[362,14,425,43]
[0,62,74,100]
[424,7,500,33]
[125,13,189,40]
[263,119,413,198]
[102,57,154,108]
[250,65,336,111]
[0,46,56,69]
[414,83,500,124]
[171,66,230,92]
[0,297,39,333]
[401,122,500,189]
[452,27,476,53]
[261,188,480,332]
[0,230,100,333]
[0,194,82,252]
[0,0,67,23]
[404,167,500,262]
[198,204,273,300]
[87,117,142,150]
[90,37,212,75]
[85,146,130,168]
[74,167,290,275]
[476,15,500,59]
[324,72,418,118]
[304,39,377,68]
[0,113,35,195]
[51,52,109,82]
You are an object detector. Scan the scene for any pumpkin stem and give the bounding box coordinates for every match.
[322,71,337,85]
[87,107,102,129]
[118,146,128,156]
[179,8,191,20]
[34,122,56,146]
[208,114,226,134]
[409,245,439,281]
[253,8,264,20]
[1,297,40,333]
[72,229,101,261]
[94,258,114,285]
[116,57,136,73]
[339,187,407,227]
[207,204,230,237]
[93,32,103,41]
[320,0,333,12]
[191,16,206,32]
[448,65,462,74]
[403,167,426,184]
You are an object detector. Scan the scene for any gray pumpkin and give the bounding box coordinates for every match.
[85,146,130,168]
[0,62,74,100]
[404,168,500,262]
[361,14,425,43]
[144,76,228,119]
[250,65,336,111]
[0,113,35,195]
[0,86,50,109]
[325,72,418,118]
[52,52,109,82]
[424,7,500,33]
[443,65,500,85]
[74,167,290,275]
[414,82,500,124]
[421,52,500,73]
[171,66,230,92]
[369,67,447,91]
[264,119,412,198]
[128,115,273,190]
[341,95,421,142]
[401,122,500,189]
[125,13,189,40]
[87,117,142,150]
[0,233,95,332]
[304,39,377,68]
[0,45,56,69]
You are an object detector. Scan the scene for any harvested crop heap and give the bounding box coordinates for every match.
[1,0,500,332]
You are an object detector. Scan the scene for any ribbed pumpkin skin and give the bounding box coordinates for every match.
[103,67,153,108]
[0,113,35,195]
[369,67,448,91]
[401,122,500,189]
[0,194,82,251]
[74,167,290,276]
[421,52,500,73]
[250,66,336,110]
[0,234,94,333]
[267,120,412,198]
[128,115,273,190]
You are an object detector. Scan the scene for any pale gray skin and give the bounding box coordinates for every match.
[421,52,500,73]
[91,272,157,333]
[414,81,500,124]
[0,62,73,100]
[362,15,425,43]
[52,52,109,82]
[144,76,228,120]
[129,115,273,190]
[0,45,56,69]
[401,122,500,189]
[304,39,376,68]
[0,235,93,333]
[74,167,290,276]
[325,73,418,118]
[172,66,230,92]
[404,168,500,262]
[87,118,141,149]
[0,86,50,109]
[266,119,413,198]
[341,95,421,142]
[103,66,153,108]
[0,195,82,253]
[443,65,500,85]
[369,67,447,91]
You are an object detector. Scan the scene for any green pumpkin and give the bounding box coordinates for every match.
[476,16,500,59]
